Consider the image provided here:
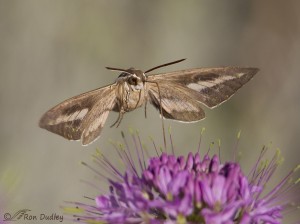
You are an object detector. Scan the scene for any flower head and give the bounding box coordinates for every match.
[65,132,300,224]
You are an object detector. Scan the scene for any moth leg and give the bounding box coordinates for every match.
[110,84,126,128]
[144,85,148,118]
[146,80,166,149]
[115,112,124,128]
[110,112,121,128]
[144,99,148,118]
[134,89,142,110]
[110,109,125,128]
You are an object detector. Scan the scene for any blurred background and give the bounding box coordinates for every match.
[1,0,299,223]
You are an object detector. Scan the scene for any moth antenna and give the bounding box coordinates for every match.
[146,80,167,150]
[105,67,128,72]
[106,67,134,78]
[144,58,186,74]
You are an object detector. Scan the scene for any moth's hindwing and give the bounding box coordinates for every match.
[148,67,258,108]
[39,85,116,145]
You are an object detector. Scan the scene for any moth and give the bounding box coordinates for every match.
[39,59,258,145]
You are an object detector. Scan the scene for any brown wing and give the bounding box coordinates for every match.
[39,84,116,145]
[147,67,258,108]
[147,82,205,122]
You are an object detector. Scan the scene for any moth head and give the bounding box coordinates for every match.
[107,58,185,82]
[112,68,144,90]
[126,68,146,82]
[110,67,145,83]
[125,69,145,90]
[127,75,139,85]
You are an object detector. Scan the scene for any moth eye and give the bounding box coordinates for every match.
[118,72,129,78]
[128,76,138,85]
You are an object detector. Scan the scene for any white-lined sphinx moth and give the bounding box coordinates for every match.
[39,59,258,145]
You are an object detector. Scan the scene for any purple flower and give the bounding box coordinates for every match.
[65,133,299,223]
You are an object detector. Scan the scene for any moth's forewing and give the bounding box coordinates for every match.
[148,67,258,108]
[80,89,116,145]
[147,82,205,122]
[39,85,116,145]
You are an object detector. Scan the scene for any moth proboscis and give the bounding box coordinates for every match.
[39,59,259,146]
